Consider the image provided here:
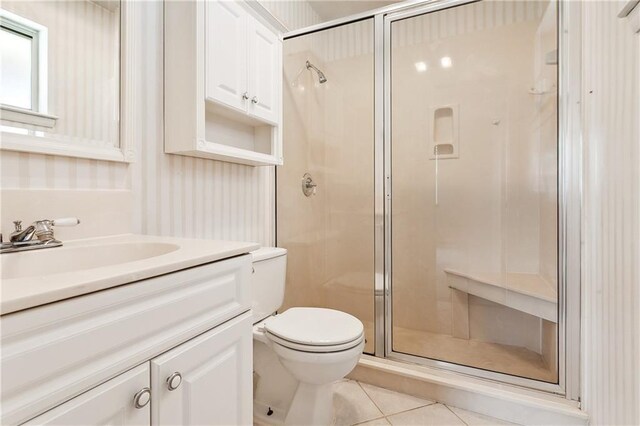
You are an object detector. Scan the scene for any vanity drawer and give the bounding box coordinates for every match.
[1,254,251,425]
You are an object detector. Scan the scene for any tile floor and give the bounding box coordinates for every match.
[332,379,517,426]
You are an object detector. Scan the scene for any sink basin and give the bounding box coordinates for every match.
[1,242,180,280]
[0,234,260,316]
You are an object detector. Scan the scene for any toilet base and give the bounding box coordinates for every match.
[253,340,338,426]
[285,382,333,425]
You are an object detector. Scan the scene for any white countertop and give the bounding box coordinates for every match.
[0,234,260,315]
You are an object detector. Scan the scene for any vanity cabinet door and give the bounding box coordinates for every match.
[205,0,248,112]
[150,311,253,426]
[247,16,281,125]
[23,364,150,426]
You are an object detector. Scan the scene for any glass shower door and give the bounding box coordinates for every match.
[389,0,559,383]
[278,19,376,354]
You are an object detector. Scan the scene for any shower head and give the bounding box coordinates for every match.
[306,60,327,84]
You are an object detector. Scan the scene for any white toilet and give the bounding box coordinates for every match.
[251,247,365,425]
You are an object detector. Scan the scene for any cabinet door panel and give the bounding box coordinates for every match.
[23,364,150,426]
[247,17,281,124]
[151,312,253,426]
[206,1,248,111]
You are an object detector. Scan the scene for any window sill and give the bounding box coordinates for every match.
[1,105,58,128]
[0,131,134,163]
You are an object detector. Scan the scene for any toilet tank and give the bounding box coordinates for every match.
[251,247,287,324]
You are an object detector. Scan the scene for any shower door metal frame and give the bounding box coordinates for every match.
[282,0,582,401]
[380,0,582,398]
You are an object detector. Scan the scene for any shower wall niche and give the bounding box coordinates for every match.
[428,104,459,159]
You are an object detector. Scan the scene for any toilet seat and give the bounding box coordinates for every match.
[267,331,364,353]
[263,307,364,353]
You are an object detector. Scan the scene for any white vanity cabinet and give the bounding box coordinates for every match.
[166,0,284,166]
[151,313,253,425]
[22,314,253,426]
[1,254,254,426]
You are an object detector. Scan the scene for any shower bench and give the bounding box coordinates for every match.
[445,269,558,333]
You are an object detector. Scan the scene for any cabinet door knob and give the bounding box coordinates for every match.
[251,96,258,104]
[133,387,151,409]
[242,92,249,100]
[166,372,183,391]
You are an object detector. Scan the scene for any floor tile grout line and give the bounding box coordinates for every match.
[355,380,386,419]
[350,414,389,426]
[383,403,445,421]
[355,380,437,419]
[445,404,469,426]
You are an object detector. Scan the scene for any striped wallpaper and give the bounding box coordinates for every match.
[0,0,320,247]
[390,0,546,49]
[581,1,640,424]
[289,1,546,65]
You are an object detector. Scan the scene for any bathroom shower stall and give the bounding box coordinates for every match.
[277,0,576,395]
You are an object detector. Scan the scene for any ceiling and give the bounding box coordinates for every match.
[307,1,403,22]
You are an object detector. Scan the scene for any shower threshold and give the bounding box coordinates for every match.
[391,327,557,383]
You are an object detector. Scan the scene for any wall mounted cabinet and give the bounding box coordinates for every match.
[165,1,284,166]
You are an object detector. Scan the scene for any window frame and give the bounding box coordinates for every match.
[0,1,136,163]
[0,8,54,128]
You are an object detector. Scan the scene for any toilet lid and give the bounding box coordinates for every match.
[264,307,364,346]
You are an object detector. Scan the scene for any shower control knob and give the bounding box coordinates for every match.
[242,92,249,100]
[251,96,258,104]
[166,372,182,391]
[302,173,317,197]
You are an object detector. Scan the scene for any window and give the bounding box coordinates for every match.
[0,8,54,128]
[0,21,38,110]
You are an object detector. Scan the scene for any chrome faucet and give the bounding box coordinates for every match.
[1,217,80,254]
[10,221,36,243]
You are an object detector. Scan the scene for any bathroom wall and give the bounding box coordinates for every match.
[390,1,556,352]
[0,1,320,245]
[279,20,376,351]
[278,42,328,312]
[258,0,321,31]
[581,1,640,424]
[535,2,558,288]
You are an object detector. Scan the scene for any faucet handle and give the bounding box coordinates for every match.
[52,218,80,227]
